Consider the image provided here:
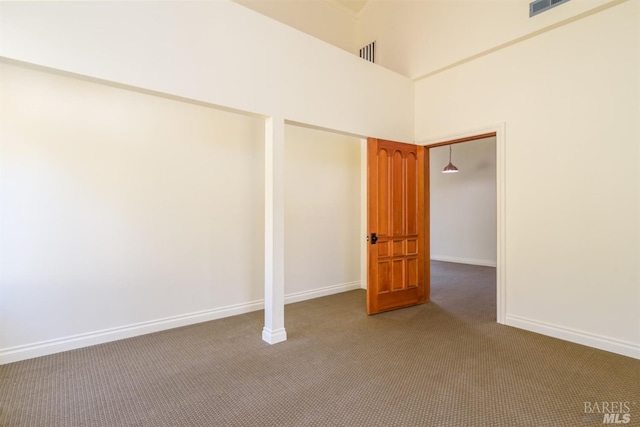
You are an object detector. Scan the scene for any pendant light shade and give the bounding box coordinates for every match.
[442,145,459,173]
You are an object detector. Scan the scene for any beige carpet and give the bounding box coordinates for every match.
[1,261,639,426]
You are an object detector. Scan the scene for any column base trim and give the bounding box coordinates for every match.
[262,327,287,344]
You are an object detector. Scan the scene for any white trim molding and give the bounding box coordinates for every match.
[360,138,368,291]
[0,300,263,365]
[506,314,640,360]
[0,281,360,365]
[419,122,507,325]
[285,281,361,305]
[261,328,287,345]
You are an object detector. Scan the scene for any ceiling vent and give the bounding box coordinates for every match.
[359,41,376,64]
[529,0,570,17]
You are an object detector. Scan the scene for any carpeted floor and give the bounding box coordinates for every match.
[1,261,639,426]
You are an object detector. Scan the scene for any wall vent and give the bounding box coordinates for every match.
[359,41,376,63]
[529,0,570,17]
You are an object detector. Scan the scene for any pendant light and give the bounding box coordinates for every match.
[442,145,459,173]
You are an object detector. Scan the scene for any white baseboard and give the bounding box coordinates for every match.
[0,281,360,365]
[0,300,264,365]
[284,281,361,304]
[506,314,640,360]
[430,255,497,267]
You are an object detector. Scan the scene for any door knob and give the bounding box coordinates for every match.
[371,233,378,244]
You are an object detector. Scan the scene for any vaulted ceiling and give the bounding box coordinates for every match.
[332,0,368,14]
[232,0,369,54]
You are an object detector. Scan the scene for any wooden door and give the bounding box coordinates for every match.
[367,138,429,314]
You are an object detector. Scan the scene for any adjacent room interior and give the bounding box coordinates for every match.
[429,137,497,319]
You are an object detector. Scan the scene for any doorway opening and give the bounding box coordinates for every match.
[428,134,497,322]
[423,127,505,324]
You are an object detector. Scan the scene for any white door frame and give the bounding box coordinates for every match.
[420,123,506,324]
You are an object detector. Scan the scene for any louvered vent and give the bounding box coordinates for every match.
[530,0,570,17]
[359,41,376,63]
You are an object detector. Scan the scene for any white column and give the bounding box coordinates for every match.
[263,117,287,344]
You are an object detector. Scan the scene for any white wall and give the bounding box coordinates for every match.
[233,0,358,53]
[0,62,266,356]
[0,0,413,362]
[3,0,637,362]
[416,1,640,357]
[285,125,361,297]
[0,0,413,141]
[430,137,496,267]
[0,62,366,363]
